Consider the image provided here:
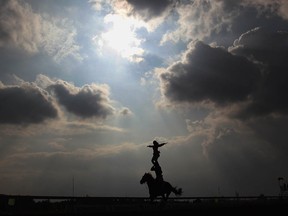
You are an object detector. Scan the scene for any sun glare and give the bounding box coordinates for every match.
[95,14,145,62]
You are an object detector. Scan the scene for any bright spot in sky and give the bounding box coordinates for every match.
[94,14,145,62]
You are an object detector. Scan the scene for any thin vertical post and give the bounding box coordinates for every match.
[72,176,75,198]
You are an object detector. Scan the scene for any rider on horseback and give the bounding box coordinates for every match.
[142,139,182,201]
[148,140,167,188]
[151,160,163,182]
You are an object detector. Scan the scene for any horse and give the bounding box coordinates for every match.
[140,173,182,201]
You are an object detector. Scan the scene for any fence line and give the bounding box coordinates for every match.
[1,194,282,202]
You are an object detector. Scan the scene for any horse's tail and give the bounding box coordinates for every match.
[172,186,182,196]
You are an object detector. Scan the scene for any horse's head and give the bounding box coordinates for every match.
[140,173,153,184]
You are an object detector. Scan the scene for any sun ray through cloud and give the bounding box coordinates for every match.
[93,14,146,62]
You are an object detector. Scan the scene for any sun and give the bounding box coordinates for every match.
[95,14,145,62]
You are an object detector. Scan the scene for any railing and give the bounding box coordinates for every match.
[0,194,283,200]
[1,194,287,215]
[0,194,283,203]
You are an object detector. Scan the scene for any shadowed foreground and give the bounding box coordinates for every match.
[1,195,288,215]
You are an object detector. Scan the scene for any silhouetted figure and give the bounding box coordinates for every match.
[151,160,163,182]
[141,139,182,201]
[278,177,288,196]
[147,140,167,164]
[140,173,182,202]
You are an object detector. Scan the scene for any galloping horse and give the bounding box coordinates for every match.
[140,173,182,201]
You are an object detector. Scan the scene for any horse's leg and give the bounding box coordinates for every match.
[150,195,155,203]
[165,191,171,201]
[158,195,165,208]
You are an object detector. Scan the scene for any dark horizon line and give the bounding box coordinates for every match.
[0,194,282,200]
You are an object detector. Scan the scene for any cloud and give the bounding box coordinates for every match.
[0,141,146,196]
[49,80,115,119]
[242,0,288,20]
[92,13,145,62]
[109,0,175,21]
[89,0,107,11]
[229,27,288,118]
[184,110,247,155]
[91,0,175,31]
[159,26,288,120]
[204,124,284,195]
[90,0,177,62]
[0,74,124,125]
[158,41,260,105]
[161,0,288,45]
[146,120,284,196]
[125,0,174,19]
[61,121,125,136]
[119,107,133,116]
[161,0,239,44]
[230,27,288,66]
[0,0,81,62]
[156,25,288,193]
[0,83,58,124]
[0,0,41,53]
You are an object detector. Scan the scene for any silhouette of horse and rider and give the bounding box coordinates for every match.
[140,140,182,201]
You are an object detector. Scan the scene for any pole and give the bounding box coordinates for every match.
[72,176,75,198]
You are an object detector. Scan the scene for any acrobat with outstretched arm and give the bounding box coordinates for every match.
[147,140,167,164]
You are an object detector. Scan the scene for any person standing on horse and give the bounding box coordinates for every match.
[151,160,163,182]
[147,140,167,164]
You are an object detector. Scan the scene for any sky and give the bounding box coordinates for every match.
[0,0,288,197]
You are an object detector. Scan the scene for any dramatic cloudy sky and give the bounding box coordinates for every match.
[0,0,288,197]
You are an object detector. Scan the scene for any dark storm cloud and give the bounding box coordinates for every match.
[50,81,114,119]
[230,27,288,66]
[126,0,174,19]
[101,0,176,28]
[159,27,288,119]
[0,85,58,124]
[242,0,288,21]
[159,41,260,105]
[230,27,288,118]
